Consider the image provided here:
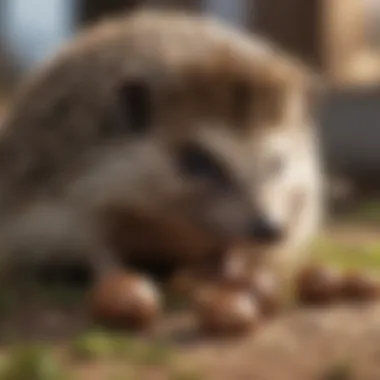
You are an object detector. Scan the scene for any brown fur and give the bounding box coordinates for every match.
[0,10,319,283]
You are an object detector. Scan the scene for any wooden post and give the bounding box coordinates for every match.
[79,0,201,25]
[253,0,376,87]
[254,0,322,70]
[0,43,19,100]
[79,0,140,25]
[142,0,201,11]
[322,0,367,83]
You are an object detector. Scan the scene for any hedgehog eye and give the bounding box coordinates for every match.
[119,79,152,135]
[177,143,229,184]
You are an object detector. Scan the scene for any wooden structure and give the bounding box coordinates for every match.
[254,0,380,89]
[79,0,200,25]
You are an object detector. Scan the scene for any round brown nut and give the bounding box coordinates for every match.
[207,253,282,318]
[341,270,380,302]
[89,272,161,330]
[296,264,343,305]
[193,285,260,337]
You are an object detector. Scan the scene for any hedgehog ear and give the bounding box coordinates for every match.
[118,78,152,135]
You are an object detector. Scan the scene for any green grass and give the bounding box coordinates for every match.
[0,337,177,380]
[0,344,70,380]
[310,199,380,271]
[71,330,142,362]
[311,237,380,272]
[71,329,173,366]
[71,330,126,361]
[340,200,380,224]
[169,369,205,380]
[0,331,184,380]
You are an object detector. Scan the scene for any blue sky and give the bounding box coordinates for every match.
[1,0,78,69]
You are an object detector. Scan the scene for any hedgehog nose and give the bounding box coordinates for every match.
[246,216,283,244]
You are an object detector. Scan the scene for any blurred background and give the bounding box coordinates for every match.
[0,3,380,380]
[1,0,380,210]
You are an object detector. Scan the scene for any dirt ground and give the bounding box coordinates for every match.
[186,224,380,380]
[169,305,380,380]
[1,101,380,380]
[7,301,380,380]
[0,222,379,380]
[51,302,379,380]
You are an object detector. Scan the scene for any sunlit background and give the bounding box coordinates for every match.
[2,0,380,203]
[1,1,380,379]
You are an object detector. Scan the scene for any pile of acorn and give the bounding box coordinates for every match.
[89,262,380,337]
[296,264,380,305]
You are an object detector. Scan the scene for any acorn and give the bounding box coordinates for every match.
[341,270,380,302]
[295,264,343,305]
[192,284,260,337]
[89,272,161,330]
[215,247,282,317]
[219,269,282,317]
